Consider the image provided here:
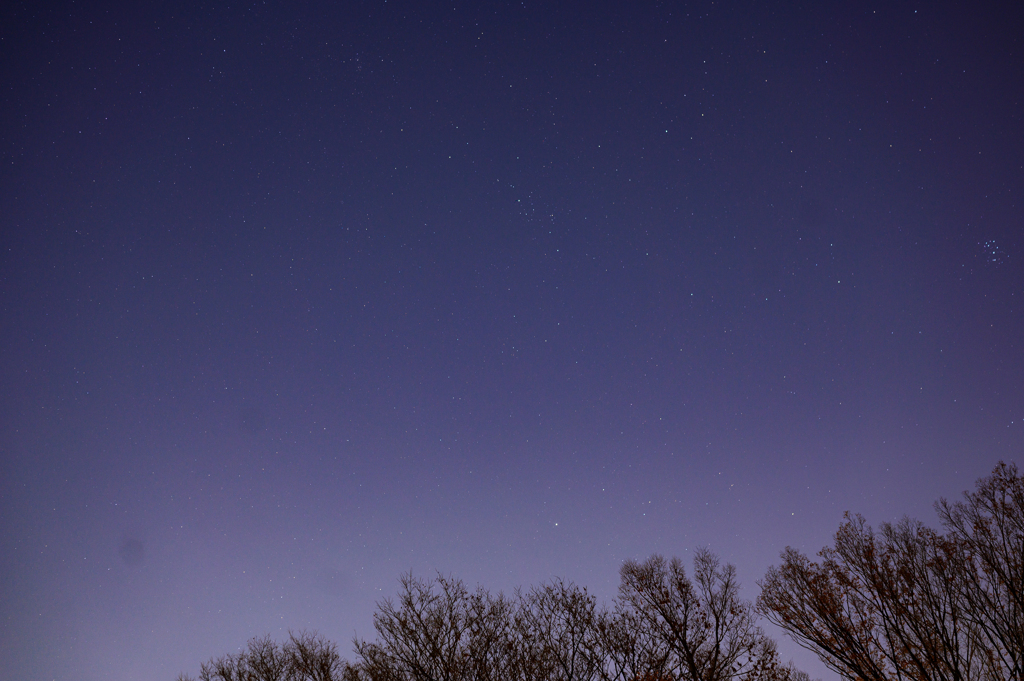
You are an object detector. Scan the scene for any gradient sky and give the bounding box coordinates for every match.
[2,2,1022,680]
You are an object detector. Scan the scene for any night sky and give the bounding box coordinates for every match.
[2,2,1022,680]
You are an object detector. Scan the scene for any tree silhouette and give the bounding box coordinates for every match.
[178,557,809,681]
[758,461,1023,681]
[176,630,349,681]
[938,461,1024,679]
[617,551,797,681]
[515,579,603,681]
[352,573,519,681]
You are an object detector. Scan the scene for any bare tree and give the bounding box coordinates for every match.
[617,551,791,681]
[179,557,806,681]
[177,631,348,681]
[758,516,988,681]
[938,461,1024,680]
[353,573,517,681]
[515,580,603,681]
[593,599,672,681]
[758,462,1024,681]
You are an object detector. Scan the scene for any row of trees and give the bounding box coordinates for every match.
[178,462,1023,681]
[178,550,807,681]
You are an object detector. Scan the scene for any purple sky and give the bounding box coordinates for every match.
[2,2,1022,680]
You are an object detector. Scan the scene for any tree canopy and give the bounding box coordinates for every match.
[179,552,805,681]
[758,461,1023,681]
[179,462,1022,681]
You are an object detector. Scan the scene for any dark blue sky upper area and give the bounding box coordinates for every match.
[2,2,1022,680]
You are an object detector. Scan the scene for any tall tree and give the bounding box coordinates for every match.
[937,461,1024,680]
[353,573,517,681]
[758,462,1024,681]
[617,551,793,681]
[593,599,673,681]
[758,516,985,681]
[515,580,603,681]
